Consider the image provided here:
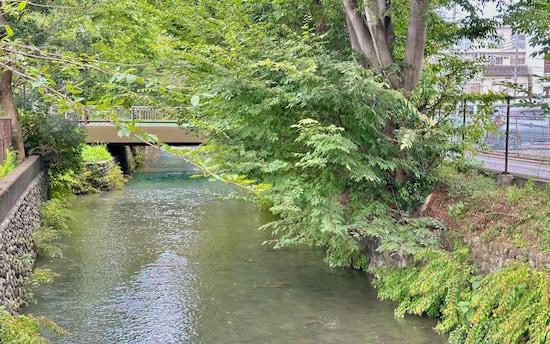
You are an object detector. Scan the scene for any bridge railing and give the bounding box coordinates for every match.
[78,106,179,123]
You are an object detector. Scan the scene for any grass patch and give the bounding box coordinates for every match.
[81,144,111,162]
[432,164,550,253]
[0,150,17,179]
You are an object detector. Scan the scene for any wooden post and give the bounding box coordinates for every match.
[0,118,12,163]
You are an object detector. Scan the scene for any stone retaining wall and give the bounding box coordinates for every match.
[0,156,47,312]
[83,160,116,191]
[466,235,550,274]
[365,229,550,276]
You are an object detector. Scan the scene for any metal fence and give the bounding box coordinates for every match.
[452,98,550,179]
[0,118,11,164]
[482,113,550,161]
[76,106,179,123]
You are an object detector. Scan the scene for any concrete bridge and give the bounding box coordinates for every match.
[80,106,204,145]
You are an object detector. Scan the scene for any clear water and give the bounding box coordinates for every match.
[24,150,447,343]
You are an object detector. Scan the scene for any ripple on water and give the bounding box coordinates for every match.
[23,153,446,344]
[105,252,200,344]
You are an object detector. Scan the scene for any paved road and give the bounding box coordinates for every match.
[476,152,550,181]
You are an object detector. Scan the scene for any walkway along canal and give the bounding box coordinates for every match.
[23,150,446,343]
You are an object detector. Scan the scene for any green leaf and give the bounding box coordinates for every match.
[126,74,137,83]
[190,95,200,107]
[4,25,13,37]
[17,1,27,11]
[142,133,159,142]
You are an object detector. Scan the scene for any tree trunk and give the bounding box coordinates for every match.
[342,0,431,184]
[342,0,402,89]
[0,70,25,161]
[402,0,429,98]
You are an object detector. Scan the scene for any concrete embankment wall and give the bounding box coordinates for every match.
[0,156,47,312]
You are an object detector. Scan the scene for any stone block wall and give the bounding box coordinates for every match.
[83,160,116,191]
[0,156,47,312]
[365,228,550,276]
[466,235,550,274]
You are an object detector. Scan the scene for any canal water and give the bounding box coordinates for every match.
[24,150,447,343]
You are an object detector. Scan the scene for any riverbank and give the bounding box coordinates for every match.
[371,164,550,342]
[423,165,550,271]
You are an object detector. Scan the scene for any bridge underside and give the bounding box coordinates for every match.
[84,123,204,145]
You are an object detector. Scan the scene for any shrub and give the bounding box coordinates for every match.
[20,110,86,176]
[34,199,72,259]
[0,150,17,179]
[0,306,68,344]
[81,144,112,162]
[373,248,550,343]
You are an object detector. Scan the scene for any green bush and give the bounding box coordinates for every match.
[81,144,112,162]
[0,150,17,179]
[48,169,95,198]
[34,199,73,259]
[0,306,68,344]
[373,248,550,343]
[20,110,86,176]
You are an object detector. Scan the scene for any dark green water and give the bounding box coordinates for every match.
[24,151,447,343]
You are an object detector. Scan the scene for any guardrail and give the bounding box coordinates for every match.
[75,106,180,124]
[0,118,11,163]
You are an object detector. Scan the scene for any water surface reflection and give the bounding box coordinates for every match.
[24,152,446,343]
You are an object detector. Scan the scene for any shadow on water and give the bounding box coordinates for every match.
[23,150,447,343]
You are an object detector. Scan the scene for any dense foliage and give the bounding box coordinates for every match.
[1,0,548,342]
[374,248,550,343]
[0,306,67,344]
[179,22,455,268]
[19,110,86,176]
[0,150,16,178]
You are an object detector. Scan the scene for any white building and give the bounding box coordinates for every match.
[460,27,547,97]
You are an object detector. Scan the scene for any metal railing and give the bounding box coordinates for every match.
[482,114,550,162]
[450,98,550,179]
[75,106,180,124]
